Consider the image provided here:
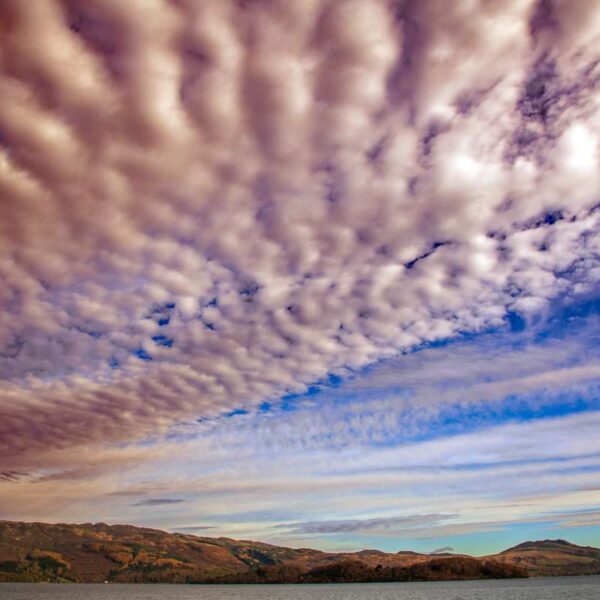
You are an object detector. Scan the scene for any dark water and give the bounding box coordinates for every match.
[1,577,599,600]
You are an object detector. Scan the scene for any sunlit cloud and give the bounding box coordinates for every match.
[0,0,599,554]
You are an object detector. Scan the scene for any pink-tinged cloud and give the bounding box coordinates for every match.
[0,0,599,476]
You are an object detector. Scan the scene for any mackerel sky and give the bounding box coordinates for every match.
[1,0,600,555]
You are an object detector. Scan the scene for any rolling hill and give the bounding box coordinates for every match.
[0,520,595,583]
[488,539,600,577]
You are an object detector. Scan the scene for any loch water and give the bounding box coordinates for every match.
[1,576,600,600]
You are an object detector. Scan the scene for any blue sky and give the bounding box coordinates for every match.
[1,0,600,558]
[7,292,597,556]
[150,294,600,555]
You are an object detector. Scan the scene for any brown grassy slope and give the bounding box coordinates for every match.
[0,521,250,582]
[0,521,597,582]
[0,521,447,580]
[0,520,445,583]
[487,539,600,576]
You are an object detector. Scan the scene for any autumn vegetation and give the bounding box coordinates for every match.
[0,521,598,584]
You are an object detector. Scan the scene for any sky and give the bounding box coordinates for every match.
[0,0,599,557]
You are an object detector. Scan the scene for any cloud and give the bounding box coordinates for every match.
[0,0,599,518]
[430,547,454,554]
[172,525,216,533]
[0,471,24,483]
[1,406,600,551]
[284,514,452,535]
[556,510,600,528]
[133,498,185,507]
[157,314,600,456]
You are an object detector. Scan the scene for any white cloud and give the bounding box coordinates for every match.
[0,0,599,494]
[2,407,600,551]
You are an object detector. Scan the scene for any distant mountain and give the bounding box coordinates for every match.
[0,521,594,583]
[488,539,600,577]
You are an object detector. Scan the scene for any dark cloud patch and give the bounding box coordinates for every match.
[404,241,452,270]
[133,498,185,507]
[529,0,558,40]
[172,525,216,533]
[104,490,145,498]
[285,514,452,535]
[0,471,25,483]
[510,53,600,162]
[518,59,558,124]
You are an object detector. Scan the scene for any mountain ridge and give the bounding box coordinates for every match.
[0,520,598,583]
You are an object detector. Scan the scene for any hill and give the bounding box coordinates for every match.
[209,556,525,583]
[488,539,600,577]
[0,521,594,583]
[0,520,477,583]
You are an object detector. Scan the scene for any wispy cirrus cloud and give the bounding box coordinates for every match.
[284,514,453,535]
[1,403,600,552]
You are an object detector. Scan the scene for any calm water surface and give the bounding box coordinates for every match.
[1,577,599,600]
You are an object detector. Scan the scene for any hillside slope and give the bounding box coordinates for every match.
[209,556,525,583]
[0,521,251,582]
[0,520,438,583]
[0,521,594,583]
[488,539,600,577]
